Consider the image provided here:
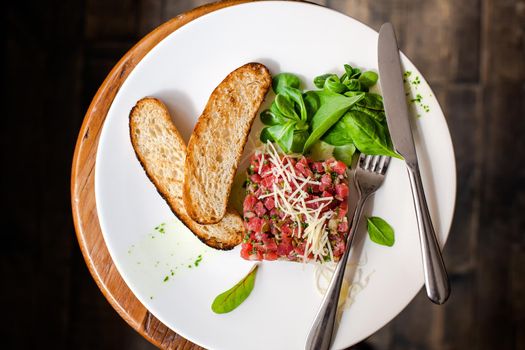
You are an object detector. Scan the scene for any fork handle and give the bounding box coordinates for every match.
[407,165,450,304]
[305,196,368,350]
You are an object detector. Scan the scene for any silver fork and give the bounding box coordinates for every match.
[305,154,391,350]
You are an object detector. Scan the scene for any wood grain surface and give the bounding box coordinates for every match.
[71,1,251,349]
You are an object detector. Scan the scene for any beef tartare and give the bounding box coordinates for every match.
[241,143,350,263]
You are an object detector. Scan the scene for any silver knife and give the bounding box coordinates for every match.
[378,23,450,304]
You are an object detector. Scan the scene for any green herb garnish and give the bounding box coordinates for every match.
[211,265,258,314]
[194,254,203,267]
[367,216,395,247]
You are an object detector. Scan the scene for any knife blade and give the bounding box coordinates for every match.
[378,22,450,304]
[378,23,417,166]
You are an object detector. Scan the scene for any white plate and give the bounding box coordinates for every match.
[95,2,456,349]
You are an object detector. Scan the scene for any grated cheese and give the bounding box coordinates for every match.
[259,142,338,262]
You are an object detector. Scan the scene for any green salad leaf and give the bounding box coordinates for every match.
[333,144,356,166]
[303,90,320,120]
[356,92,384,111]
[272,73,301,94]
[282,86,308,121]
[302,92,364,152]
[358,71,379,88]
[367,217,395,247]
[324,75,347,94]
[339,110,402,159]
[266,122,295,151]
[259,65,401,160]
[211,265,258,314]
[322,112,355,146]
[260,109,285,126]
[313,74,334,89]
[275,94,299,120]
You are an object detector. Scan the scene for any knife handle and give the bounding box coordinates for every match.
[406,165,450,304]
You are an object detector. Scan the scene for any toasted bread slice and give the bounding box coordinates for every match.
[129,97,243,250]
[183,62,272,224]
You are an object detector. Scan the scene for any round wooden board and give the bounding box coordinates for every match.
[70,1,253,348]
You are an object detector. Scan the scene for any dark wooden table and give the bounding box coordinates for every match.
[3,0,524,349]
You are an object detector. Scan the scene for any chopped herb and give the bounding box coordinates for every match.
[194,254,203,267]
[170,270,175,276]
[410,94,423,103]
[163,276,169,282]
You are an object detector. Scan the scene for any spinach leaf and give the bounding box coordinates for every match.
[356,92,384,111]
[322,115,354,146]
[344,79,363,92]
[333,144,356,166]
[290,130,309,153]
[366,217,395,247]
[275,94,299,120]
[343,110,402,159]
[282,86,307,122]
[267,122,295,152]
[344,91,365,98]
[260,109,286,126]
[324,75,347,94]
[344,64,361,79]
[358,71,378,88]
[273,73,301,94]
[313,74,335,89]
[304,91,320,120]
[211,265,258,314]
[269,102,289,121]
[303,92,364,152]
[309,141,335,162]
[351,105,386,123]
[260,127,273,143]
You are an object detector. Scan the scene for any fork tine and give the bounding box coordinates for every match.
[371,155,380,172]
[358,153,367,168]
[379,156,391,174]
[359,153,370,169]
[364,155,372,169]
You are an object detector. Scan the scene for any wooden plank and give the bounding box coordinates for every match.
[2,0,86,348]
[163,0,208,21]
[476,82,524,350]
[433,84,482,274]
[477,0,525,348]
[138,0,164,37]
[328,0,481,84]
[85,0,138,40]
[481,0,525,82]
